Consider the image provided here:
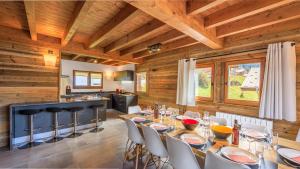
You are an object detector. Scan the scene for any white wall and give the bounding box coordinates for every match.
[60,60,135,94]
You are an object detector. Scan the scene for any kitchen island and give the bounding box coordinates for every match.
[9,97,109,150]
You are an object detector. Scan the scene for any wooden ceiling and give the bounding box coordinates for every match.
[0,0,299,65]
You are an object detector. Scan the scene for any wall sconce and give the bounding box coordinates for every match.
[44,50,57,67]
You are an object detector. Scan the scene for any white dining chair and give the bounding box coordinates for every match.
[141,125,169,169]
[166,135,201,169]
[205,151,251,169]
[210,116,227,126]
[241,123,266,132]
[184,111,201,119]
[128,105,142,114]
[125,119,144,169]
[296,128,300,142]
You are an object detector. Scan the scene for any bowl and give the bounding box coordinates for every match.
[211,125,232,139]
[182,119,199,130]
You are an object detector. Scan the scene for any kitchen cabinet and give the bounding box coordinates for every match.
[112,94,138,113]
[114,70,134,81]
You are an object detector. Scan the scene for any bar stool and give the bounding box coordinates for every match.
[46,107,64,143]
[18,109,43,149]
[89,105,104,133]
[66,107,83,138]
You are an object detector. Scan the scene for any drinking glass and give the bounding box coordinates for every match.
[255,142,265,167]
[271,132,279,150]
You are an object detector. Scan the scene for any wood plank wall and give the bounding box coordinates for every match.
[136,45,300,140]
[0,41,60,147]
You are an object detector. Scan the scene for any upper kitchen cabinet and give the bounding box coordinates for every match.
[114,70,134,81]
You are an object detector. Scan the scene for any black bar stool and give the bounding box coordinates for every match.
[18,109,43,149]
[89,105,104,133]
[46,107,64,143]
[65,107,83,138]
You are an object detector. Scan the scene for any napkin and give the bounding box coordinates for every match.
[227,155,256,163]
[292,156,300,163]
[184,138,202,145]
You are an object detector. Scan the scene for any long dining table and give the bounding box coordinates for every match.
[119,113,300,169]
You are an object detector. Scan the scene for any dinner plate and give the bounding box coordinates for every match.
[160,111,172,116]
[176,115,190,120]
[150,123,169,132]
[180,134,207,147]
[220,147,258,165]
[243,129,266,139]
[277,148,300,165]
[131,117,146,123]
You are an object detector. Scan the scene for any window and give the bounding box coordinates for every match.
[136,72,147,93]
[225,59,264,106]
[73,70,103,89]
[195,63,214,101]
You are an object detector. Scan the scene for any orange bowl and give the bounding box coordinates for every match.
[211,125,232,139]
[182,119,199,130]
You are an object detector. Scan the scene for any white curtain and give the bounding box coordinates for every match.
[259,42,296,122]
[176,58,196,106]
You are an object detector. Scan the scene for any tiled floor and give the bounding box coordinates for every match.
[0,111,158,169]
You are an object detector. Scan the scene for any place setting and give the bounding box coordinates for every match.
[277,147,300,168]
[149,123,175,134]
[131,117,152,124]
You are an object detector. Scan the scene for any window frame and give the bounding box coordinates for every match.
[195,63,214,102]
[136,71,148,94]
[73,70,103,89]
[224,58,265,106]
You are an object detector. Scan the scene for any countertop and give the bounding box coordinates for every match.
[10,97,110,107]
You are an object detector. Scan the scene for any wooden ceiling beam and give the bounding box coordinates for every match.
[205,0,296,28]
[120,29,186,56]
[100,59,113,64]
[187,0,227,16]
[104,19,168,53]
[133,37,199,59]
[217,3,300,38]
[87,4,139,48]
[24,1,37,41]
[62,1,94,46]
[71,54,82,61]
[124,0,223,49]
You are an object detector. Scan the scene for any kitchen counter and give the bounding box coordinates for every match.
[9,97,109,150]
[10,97,110,107]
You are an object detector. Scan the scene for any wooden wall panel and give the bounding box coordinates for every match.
[136,45,300,140]
[0,41,60,147]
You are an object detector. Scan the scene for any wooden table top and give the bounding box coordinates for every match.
[119,113,300,169]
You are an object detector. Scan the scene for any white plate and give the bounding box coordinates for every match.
[221,147,258,165]
[131,117,146,123]
[180,134,207,146]
[160,111,172,116]
[277,148,300,165]
[176,115,190,120]
[150,123,169,132]
[243,129,266,139]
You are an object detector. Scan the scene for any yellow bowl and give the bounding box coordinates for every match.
[211,125,232,140]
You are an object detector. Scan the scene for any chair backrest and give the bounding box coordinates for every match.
[166,135,201,169]
[141,125,168,158]
[167,107,180,114]
[125,119,144,144]
[184,111,201,119]
[128,105,142,114]
[210,116,227,126]
[296,128,300,142]
[205,151,250,169]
